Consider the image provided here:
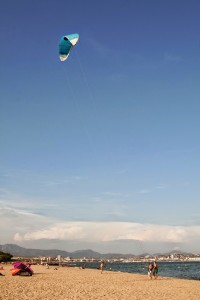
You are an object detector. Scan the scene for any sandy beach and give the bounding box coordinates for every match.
[0,264,199,300]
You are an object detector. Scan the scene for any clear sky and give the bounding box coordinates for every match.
[1,0,200,254]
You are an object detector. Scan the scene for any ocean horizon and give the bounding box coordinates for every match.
[73,261,200,281]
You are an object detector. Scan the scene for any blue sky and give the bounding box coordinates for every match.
[1,0,200,254]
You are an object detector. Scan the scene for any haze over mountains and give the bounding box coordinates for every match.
[0,244,187,259]
[0,244,136,258]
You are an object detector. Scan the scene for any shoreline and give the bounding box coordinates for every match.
[59,260,200,281]
[0,264,200,299]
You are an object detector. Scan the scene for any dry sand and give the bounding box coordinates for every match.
[0,264,200,300]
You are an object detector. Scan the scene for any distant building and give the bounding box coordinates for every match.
[57,255,63,262]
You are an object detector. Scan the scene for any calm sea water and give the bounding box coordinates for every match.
[74,261,200,281]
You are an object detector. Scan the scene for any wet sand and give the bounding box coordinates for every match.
[0,264,199,300]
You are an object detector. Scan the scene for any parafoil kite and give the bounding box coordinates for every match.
[59,33,79,61]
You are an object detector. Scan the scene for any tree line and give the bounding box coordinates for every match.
[0,251,13,262]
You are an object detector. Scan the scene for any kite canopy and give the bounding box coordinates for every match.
[59,33,79,61]
[11,262,33,276]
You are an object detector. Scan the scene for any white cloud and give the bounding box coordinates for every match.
[1,203,200,249]
[14,224,85,242]
[0,205,53,239]
[0,189,42,209]
[137,184,168,194]
[13,221,200,244]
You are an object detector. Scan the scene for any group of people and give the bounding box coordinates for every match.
[147,261,158,279]
[98,260,158,279]
[98,260,158,278]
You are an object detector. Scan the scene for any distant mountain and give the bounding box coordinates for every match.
[0,244,135,259]
[0,244,71,258]
[0,244,90,258]
[71,249,101,259]
[1,244,188,259]
[164,250,194,256]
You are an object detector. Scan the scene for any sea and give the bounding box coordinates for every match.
[74,261,200,281]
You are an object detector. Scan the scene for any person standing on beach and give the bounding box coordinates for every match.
[99,261,105,274]
[153,261,158,279]
[147,263,153,279]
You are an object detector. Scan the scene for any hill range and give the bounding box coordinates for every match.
[0,244,189,259]
[0,243,138,259]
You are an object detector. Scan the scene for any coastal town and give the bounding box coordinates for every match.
[9,252,200,266]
